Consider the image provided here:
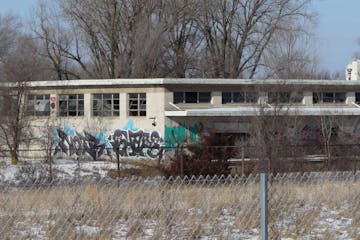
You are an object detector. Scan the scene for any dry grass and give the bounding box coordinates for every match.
[107,159,165,178]
[0,174,358,239]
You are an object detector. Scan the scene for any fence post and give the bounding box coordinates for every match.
[260,173,268,240]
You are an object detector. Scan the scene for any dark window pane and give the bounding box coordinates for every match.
[356,92,360,103]
[140,111,146,116]
[129,111,138,116]
[290,92,303,103]
[173,92,184,104]
[93,94,101,99]
[313,92,321,104]
[140,100,146,109]
[323,92,334,103]
[335,92,346,103]
[246,92,258,103]
[198,92,211,103]
[129,93,137,98]
[103,94,112,99]
[233,92,245,102]
[279,92,290,103]
[59,95,67,101]
[185,92,197,103]
[222,92,232,104]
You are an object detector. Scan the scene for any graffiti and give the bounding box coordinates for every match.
[53,129,111,160]
[52,122,164,160]
[165,122,203,148]
[109,129,163,159]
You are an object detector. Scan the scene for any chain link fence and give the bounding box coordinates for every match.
[0,171,358,239]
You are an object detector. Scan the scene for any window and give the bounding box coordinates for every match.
[222,92,258,104]
[313,92,346,104]
[173,92,211,104]
[356,92,360,103]
[26,94,50,116]
[92,93,119,116]
[129,93,146,116]
[173,92,184,104]
[59,94,84,116]
[268,92,303,104]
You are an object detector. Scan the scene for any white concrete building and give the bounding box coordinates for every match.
[6,78,360,160]
[346,60,360,80]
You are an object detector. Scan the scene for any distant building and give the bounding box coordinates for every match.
[346,60,360,80]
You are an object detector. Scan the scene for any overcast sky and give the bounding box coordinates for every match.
[1,0,360,76]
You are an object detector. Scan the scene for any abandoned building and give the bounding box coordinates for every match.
[3,77,360,160]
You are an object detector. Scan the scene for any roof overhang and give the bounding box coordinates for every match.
[165,106,360,117]
[3,78,360,89]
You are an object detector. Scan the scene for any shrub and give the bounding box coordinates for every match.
[166,132,237,176]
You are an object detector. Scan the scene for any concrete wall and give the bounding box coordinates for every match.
[26,87,166,160]
[20,82,360,160]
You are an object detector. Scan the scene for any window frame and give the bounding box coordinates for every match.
[313,92,346,104]
[222,91,258,104]
[356,92,360,103]
[92,93,120,117]
[26,94,51,117]
[173,91,211,104]
[58,94,84,117]
[128,93,146,116]
[268,92,303,104]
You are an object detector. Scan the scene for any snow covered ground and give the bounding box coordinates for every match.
[0,160,358,239]
[0,158,136,184]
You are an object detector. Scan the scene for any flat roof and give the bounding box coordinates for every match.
[165,106,360,117]
[9,78,360,89]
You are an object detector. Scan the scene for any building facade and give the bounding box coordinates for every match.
[7,78,360,160]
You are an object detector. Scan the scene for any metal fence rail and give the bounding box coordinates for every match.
[0,171,359,239]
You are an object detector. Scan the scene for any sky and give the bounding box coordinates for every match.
[1,0,360,76]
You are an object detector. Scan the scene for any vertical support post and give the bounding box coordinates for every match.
[260,173,268,240]
[241,144,245,176]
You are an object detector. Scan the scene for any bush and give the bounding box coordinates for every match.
[166,132,237,176]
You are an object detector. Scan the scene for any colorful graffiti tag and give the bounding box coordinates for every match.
[52,120,164,160]
[164,122,202,148]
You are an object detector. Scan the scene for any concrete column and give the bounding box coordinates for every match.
[119,92,127,120]
[212,91,222,107]
[164,90,173,111]
[303,91,313,105]
[346,92,355,105]
[84,93,91,122]
[259,92,268,104]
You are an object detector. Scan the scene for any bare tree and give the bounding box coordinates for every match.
[196,0,314,78]
[159,0,202,77]
[33,1,82,80]
[262,21,319,79]
[33,0,315,79]
[0,15,45,164]
[249,99,302,173]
